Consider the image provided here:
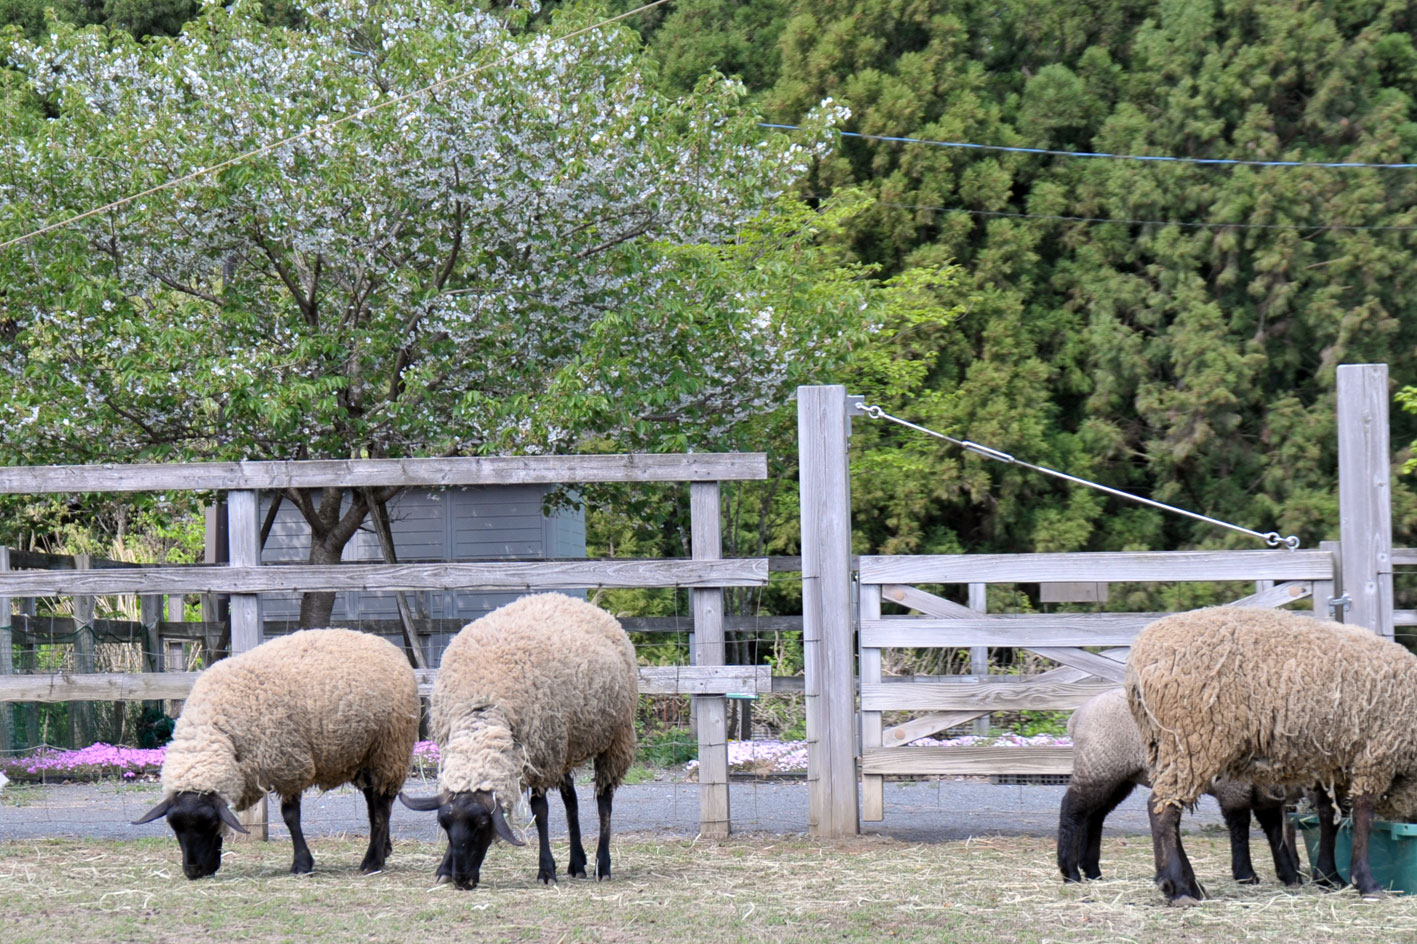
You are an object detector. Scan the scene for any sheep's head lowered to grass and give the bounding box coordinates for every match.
[399,789,523,889]
[133,791,249,879]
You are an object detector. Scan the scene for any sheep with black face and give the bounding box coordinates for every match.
[133,629,418,879]
[400,593,638,890]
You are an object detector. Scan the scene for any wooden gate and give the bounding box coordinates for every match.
[855,550,1335,821]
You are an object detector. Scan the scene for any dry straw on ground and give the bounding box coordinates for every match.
[3,831,1417,943]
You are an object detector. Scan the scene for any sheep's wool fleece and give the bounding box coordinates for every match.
[161,629,419,811]
[1126,606,1417,816]
[431,593,638,808]
[1069,688,1147,787]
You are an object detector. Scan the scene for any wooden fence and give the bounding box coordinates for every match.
[797,363,1401,837]
[0,453,771,839]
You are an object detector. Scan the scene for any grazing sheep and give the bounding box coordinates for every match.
[400,593,638,890]
[1057,688,1301,886]
[1127,606,1417,902]
[133,629,419,879]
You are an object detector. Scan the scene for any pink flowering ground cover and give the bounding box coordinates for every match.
[2,739,448,784]
[1,743,168,783]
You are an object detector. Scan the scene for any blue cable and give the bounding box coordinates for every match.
[761,123,1417,170]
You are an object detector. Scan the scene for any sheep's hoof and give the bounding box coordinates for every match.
[1236,874,1260,885]
[1359,889,1387,902]
[290,861,314,876]
[538,871,557,885]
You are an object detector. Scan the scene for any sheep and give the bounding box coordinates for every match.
[1056,687,1302,886]
[1127,606,1417,902]
[399,592,638,890]
[133,628,419,879]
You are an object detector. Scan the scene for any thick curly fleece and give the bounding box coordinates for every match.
[161,629,419,811]
[1126,606,1417,818]
[430,593,638,814]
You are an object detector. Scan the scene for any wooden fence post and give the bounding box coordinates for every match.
[1336,364,1394,638]
[798,385,859,838]
[968,583,989,736]
[227,490,267,839]
[691,481,730,838]
[0,546,11,754]
[71,553,94,748]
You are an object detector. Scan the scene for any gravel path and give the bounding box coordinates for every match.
[1,776,1227,844]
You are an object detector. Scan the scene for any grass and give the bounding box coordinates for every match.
[4,832,1417,943]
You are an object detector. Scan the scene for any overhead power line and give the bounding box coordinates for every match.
[764,123,1417,170]
[867,200,1417,233]
[0,0,672,253]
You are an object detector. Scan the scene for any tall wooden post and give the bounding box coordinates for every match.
[798,385,859,838]
[691,482,730,838]
[0,547,11,754]
[1336,364,1394,638]
[227,490,267,839]
[71,553,95,748]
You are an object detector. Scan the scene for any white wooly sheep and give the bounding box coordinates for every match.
[400,593,638,890]
[134,629,419,879]
[1056,687,1300,886]
[1128,606,1417,902]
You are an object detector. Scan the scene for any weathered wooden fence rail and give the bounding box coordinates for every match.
[0,452,769,840]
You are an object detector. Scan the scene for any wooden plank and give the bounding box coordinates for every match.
[861,549,1333,584]
[861,746,1074,776]
[1396,610,1417,627]
[1228,581,1314,608]
[1392,548,1417,567]
[1337,364,1395,638]
[861,678,1118,712]
[880,649,1130,744]
[690,481,729,839]
[798,385,859,838]
[0,558,769,595]
[225,492,266,840]
[860,584,884,822]
[70,554,95,747]
[1039,582,1109,603]
[227,492,261,656]
[1,664,773,703]
[0,454,770,494]
[967,583,989,737]
[861,613,1155,648]
[1026,648,1128,682]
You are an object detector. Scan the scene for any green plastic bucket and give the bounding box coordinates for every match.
[1291,813,1417,894]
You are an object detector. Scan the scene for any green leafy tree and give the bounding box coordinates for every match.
[644,0,1417,563]
[0,0,908,625]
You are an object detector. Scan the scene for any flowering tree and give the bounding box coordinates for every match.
[0,1,890,623]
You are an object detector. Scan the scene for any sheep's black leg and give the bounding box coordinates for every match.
[1220,801,1259,884]
[1253,801,1302,887]
[560,774,588,879]
[594,786,614,881]
[1314,790,1345,888]
[1057,780,1134,882]
[1349,794,1385,900]
[1082,781,1137,880]
[281,794,314,874]
[359,785,394,873]
[530,787,556,884]
[1148,794,1203,903]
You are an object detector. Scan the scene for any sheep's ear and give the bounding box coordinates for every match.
[491,803,525,846]
[217,803,249,834]
[398,790,447,812]
[132,797,173,825]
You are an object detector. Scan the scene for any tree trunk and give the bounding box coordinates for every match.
[288,484,399,629]
[298,537,348,628]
